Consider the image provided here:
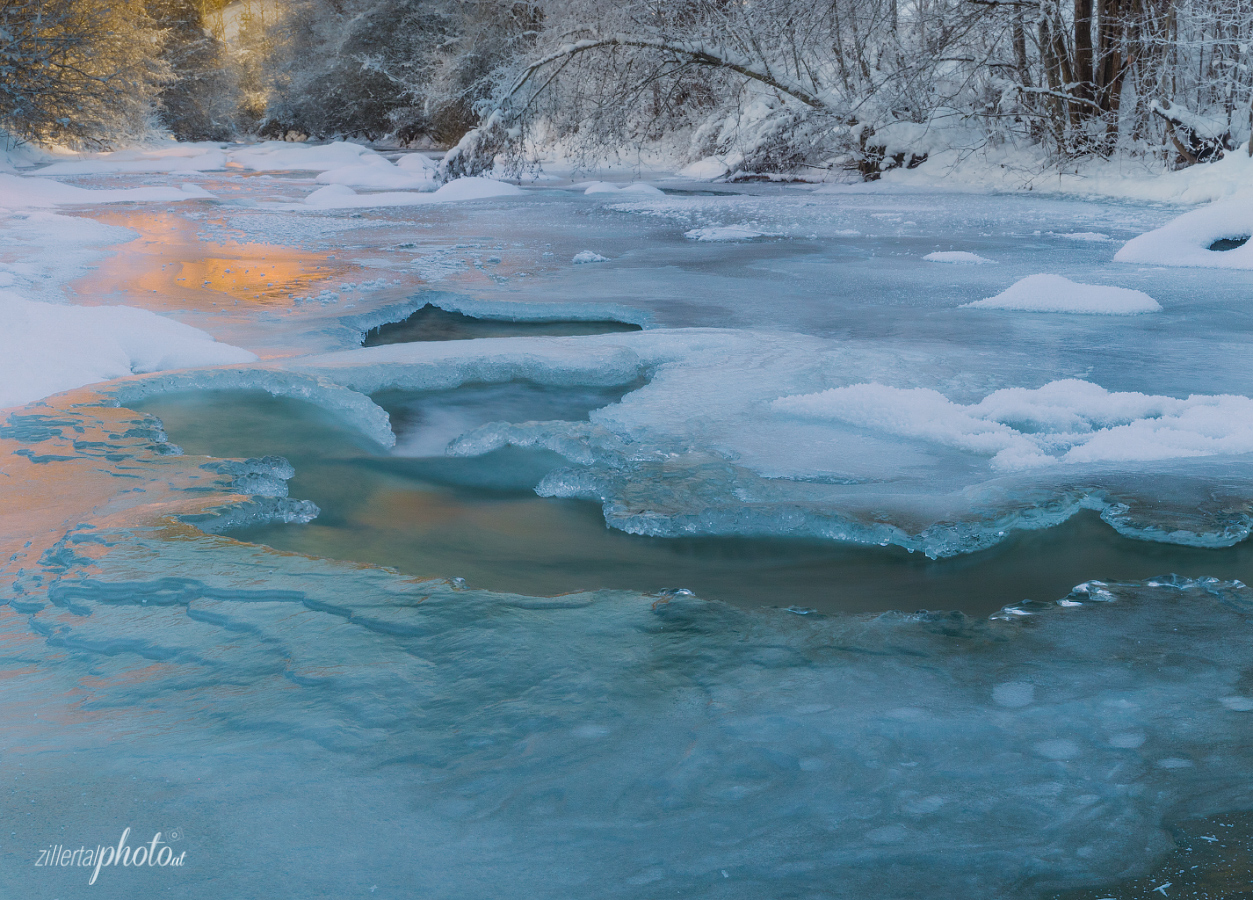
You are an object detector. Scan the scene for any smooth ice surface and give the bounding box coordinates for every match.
[964,274,1161,314]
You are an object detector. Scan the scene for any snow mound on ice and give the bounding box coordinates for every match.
[1114,198,1253,268]
[775,379,1253,471]
[315,161,437,192]
[302,178,522,209]
[685,225,767,241]
[924,251,995,264]
[573,251,609,264]
[678,157,732,180]
[582,182,665,196]
[964,274,1161,315]
[227,140,383,173]
[0,175,213,208]
[396,153,437,172]
[433,177,523,201]
[0,294,256,409]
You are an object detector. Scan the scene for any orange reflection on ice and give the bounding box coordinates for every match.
[67,209,352,312]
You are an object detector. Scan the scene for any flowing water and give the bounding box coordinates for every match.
[3,160,1253,899]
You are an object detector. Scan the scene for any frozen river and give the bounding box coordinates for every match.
[2,147,1252,898]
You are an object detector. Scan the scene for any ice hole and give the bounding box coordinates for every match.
[362,304,641,345]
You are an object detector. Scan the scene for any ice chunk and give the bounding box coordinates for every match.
[573,251,609,264]
[964,274,1161,315]
[0,294,256,409]
[1115,197,1253,268]
[685,225,768,241]
[923,251,995,264]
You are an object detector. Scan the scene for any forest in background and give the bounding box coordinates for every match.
[2,0,1252,179]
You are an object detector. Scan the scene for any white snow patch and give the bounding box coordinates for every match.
[0,294,256,409]
[573,251,609,264]
[964,274,1161,315]
[0,175,213,208]
[924,251,995,264]
[1114,198,1253,269]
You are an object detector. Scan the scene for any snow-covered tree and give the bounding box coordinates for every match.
[0,0,167,146]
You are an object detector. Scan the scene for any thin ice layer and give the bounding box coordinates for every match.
[279,331,1253,555]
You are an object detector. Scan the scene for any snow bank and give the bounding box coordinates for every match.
[924,251,994,264]
[0,294,256,409]
[0,175,213,208]
[36,144,228,176]
[775,379,1251,471]
[964,274,1161,315]
[876,141,1253,205]
[685,225,769,241]
[1114,198,1253,269]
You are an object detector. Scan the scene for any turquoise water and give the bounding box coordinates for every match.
[134,389,1253,616]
